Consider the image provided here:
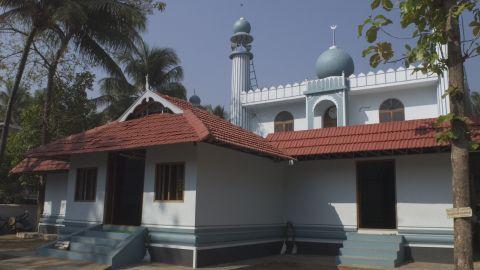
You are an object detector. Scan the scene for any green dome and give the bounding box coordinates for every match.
[189,94,201,106]
[315,46,354,79]
[233,17,251,33]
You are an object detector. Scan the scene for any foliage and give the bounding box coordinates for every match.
[0,81,31,123]
[0,71,102,203]
[203,104,227,119]
[98,40,186,120]
[358,0,480,74]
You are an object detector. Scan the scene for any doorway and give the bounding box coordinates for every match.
[357,160,396,229]
[104,150,146,226]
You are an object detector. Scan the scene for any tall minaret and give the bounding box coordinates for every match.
[230,17,253,127]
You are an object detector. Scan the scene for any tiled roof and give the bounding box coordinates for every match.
[267,118,480,159]
[161,95,291,159]
[10,158,69,174]
[24,94,291,161]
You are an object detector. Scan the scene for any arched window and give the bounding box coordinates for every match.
[379,98,405,123]
[274,111,294,132]
[323,105,337,128]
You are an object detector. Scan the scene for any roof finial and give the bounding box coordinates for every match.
[145,74,150,91]
[330,25,337,49]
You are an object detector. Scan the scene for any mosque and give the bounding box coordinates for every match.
[10,17,480,269]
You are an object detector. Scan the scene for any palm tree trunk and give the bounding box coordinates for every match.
[0,28,37,162]
[444,1,473,269]
[36,34,72,229]
[42,35,72,145]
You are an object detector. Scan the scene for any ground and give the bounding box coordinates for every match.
[0,234,479,270]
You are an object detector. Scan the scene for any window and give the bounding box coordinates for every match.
[379,99,405,123]
[274,111,294,132]
[155,163,185,201]
[75,168,97,201]
[323,105,337,128]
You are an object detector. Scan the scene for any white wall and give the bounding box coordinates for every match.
[348,85,438,125]
[65,152,108,224]
[44,172,68,217]
[142,143,198,227]
[195,143,285,226]
[396,153,453,230]
[249,100,307,137]
[284,159,357,229]
[283,154,453,231]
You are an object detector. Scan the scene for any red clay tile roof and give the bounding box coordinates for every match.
[25,94,291,161]
[10,158,69,174]
[267,118,480,159]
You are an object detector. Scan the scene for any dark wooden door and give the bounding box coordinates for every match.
[357,160,396,229]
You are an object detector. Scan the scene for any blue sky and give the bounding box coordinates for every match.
[139,0,479,107]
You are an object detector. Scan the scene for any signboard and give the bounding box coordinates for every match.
[446,207,473,219]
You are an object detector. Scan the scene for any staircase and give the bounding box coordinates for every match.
[37,224,147,269]
[337,232,405,269]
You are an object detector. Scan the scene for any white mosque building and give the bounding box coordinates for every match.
[11,17,480,269]
[227,18,450,137]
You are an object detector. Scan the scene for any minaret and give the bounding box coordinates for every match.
[230,17,253,127]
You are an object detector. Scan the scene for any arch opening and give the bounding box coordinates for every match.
[274,111,294,132]
[313,100,337,128]
[379,98,404,123]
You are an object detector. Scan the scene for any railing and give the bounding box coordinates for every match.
[348,65,437,89]
[240,65,438,105]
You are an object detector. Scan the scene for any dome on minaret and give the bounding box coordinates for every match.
[315,46,354,79]
[233,17,251,34]
[189,93,201,106]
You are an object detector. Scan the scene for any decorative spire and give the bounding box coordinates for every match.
[145,74,150,91]
[330,25,337,49]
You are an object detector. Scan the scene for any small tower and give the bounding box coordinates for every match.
[189,90,202,107]
[230,17,253,127]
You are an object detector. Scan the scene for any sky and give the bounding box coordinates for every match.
[135,0,480,108]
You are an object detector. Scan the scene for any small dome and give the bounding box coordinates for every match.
[233,17,251,34]
[315,46,354,79]
[189,94,201,106]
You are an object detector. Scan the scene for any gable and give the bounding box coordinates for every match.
[118,90,183,122]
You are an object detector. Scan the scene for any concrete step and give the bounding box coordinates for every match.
[339,247,399,259]
[102,224,139,232]
[346,233,403,243]
[342,239,400,250]
[69,242,113,255]
[84,230,130,240]
[37,247,111,265]
[337,255,399,269]
[71,235,122,247]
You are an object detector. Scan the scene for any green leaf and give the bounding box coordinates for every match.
[470,21,480,37]
[357,24,364,37]
[381,0,393,11]
[369,53,381,68]
[366,27,378,43]
[371,0,381,10]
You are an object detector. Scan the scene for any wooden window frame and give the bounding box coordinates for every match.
[379,98,405,123]
[274,111,294,133]
[154,162,185,202]
[74,167,97,202]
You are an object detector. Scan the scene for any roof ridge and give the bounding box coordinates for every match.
[183,109,211,141]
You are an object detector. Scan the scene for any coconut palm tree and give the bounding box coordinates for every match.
[40,0,146,144]
[0,0,74,160]
[98,41,186,120]
[0,81,31,124]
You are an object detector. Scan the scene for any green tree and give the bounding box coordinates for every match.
[359,1,479,269]
[204,104,227,119]
[39,0,147,145]
[0,81,31,123]
[98,40,186,120]
[0,0,74,161]
[1,71,101,204]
